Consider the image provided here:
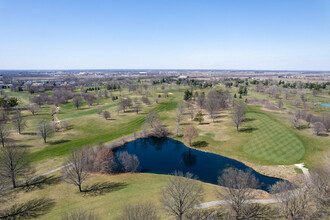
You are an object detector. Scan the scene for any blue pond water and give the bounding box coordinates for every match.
[114,137,282,191]
[320,103,330,107]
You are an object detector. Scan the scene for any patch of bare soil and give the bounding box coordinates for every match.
[243,162,300,182]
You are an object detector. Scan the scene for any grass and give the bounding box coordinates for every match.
[7,173,221,220]
[242,107,305,164]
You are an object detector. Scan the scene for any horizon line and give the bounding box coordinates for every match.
[0,68,329,72]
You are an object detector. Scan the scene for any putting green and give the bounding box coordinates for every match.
[243,111,305,164]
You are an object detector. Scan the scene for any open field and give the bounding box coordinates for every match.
[4,173,221,220]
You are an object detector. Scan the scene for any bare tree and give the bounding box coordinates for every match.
[141,96,151,105]
[134,103,142,114]
[97,106,102,115]
[305,113,313,128]
[322,113,330,132]
[231,101,246,131]
[92,147,117,173]
[61,120,69,130]
[145,110,159,128]
[289,110,302,129]
[160,172,204,220]
[84,94,96,106]
[185,209,221,220]
[119,97,133,112]
[0,146,33,188]
[188,105,195,120]
[183,126,198,147]
[12,110,25,135]
[117,151,139,172]
[50,106,57,115]
[217,168,271,220]
[177,102,185,121]
[176,109,184,125]
[196,93,206,109]
[63,148,89,192]
[0,123,10,147]
[175,122,182,137]
[117,202,159,220]
[310,163,330,219]
[26,103,40,115]
[205,97,218,122]
[103,111,111,120]
[283,88,290,100]
[278,99,283,109]
[313,122,325,136]
[270,180,312,220]
[150,120,170,138]
[37,119,54,143]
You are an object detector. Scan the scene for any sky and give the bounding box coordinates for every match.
[0,0,330,70]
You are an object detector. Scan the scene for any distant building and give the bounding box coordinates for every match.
[178,75,188,79]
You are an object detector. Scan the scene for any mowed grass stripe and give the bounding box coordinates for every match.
[243,111,305,164]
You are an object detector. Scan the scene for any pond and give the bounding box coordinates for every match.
[114,137,283,191]
[320,103,330,107]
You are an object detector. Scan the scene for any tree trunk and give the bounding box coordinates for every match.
[79,184,82,192]
[12,174,16,188]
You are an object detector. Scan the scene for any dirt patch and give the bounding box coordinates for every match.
[242,162,300,182]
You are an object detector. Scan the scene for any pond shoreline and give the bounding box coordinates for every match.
[112,136,284,191]
[105,133,296,183]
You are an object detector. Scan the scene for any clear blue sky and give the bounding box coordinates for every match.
[0,0,329,70]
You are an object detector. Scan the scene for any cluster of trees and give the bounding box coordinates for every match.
[106,84,121,90]
[85,87,100,92]
[196,90,231,122]
[290,110,330,135]
[62,146,140,192]
[30,87,75,106]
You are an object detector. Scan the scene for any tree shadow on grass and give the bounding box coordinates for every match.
[239,127,258,133]
[21,132,37,136]
[77,107,90,110]
[214,115,225,119]
[244,118,256,122]
[17,144,34,148]
[20,175,61,192]
[0,198,55,219]
[191,141,209,148]
[82,182,128,197]
[49,139,70,145]
[317,133,329,137]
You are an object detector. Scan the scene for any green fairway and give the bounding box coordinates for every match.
[243,109,305,164]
